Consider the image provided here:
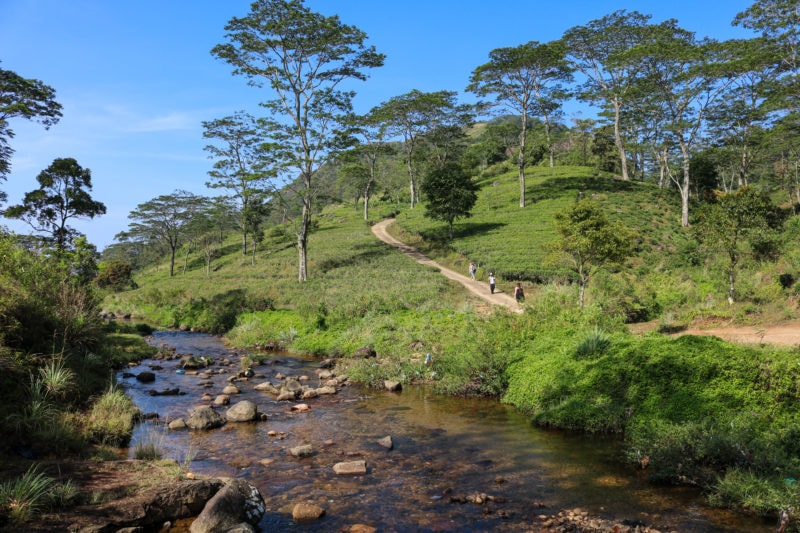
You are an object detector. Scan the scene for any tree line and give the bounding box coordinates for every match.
[1,0,799,287]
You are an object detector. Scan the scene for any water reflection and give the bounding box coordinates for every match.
[121,331,772,532]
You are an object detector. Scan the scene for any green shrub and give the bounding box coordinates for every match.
[95,261,137,291]
[84,386,139,447]
[574,327,610,359]
[0,464,54,524]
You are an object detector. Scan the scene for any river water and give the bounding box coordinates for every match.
[121,331,774,532]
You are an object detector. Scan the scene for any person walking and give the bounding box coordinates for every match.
[488,272,496,294]
[469,262,476,280]
[514,282,525,303]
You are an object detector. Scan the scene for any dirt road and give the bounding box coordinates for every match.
[371,219,800,344]
[371,219,523,314]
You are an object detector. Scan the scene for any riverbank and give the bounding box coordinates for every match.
[21,331,775,532]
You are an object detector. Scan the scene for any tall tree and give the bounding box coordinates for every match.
[562,10,654,181]
[0,65,63,200]
[4,157,105,254]
[733,0,800,115]
[548,198,632,309]
[120,190,205,277]
[694,187,780,304]
[632,22,732,227]
[372,90,465,209]
[339,111,393,220]
[468,40,572,206]
[420,162,478,241]
[202,111,275,256]
[211,0,384,282]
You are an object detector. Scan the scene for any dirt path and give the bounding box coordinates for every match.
[371,219,523,314]
[675,323,800,346]
[371,219,800,344]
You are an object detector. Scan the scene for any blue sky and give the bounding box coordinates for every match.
[1,0,754,250]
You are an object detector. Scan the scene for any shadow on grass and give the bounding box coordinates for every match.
[527,176,641,204]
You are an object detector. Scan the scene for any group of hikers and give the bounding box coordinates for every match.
[468,262,525,303]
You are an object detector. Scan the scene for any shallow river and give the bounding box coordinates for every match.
[121,331,773,532]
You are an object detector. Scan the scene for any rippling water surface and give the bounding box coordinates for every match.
[121,331,773,532]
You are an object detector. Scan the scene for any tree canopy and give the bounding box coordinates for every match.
[0,65,63,201]
[211,0,384,281]
[4,157,105,253]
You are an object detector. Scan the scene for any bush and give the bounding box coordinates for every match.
[94,261,137,291]
[84,387,140,447]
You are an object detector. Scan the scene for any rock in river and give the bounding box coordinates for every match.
[186,405,225,430]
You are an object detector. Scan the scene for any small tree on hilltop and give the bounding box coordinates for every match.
[548,198,633,308]
[420,162,478,241]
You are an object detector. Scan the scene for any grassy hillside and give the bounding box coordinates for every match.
[103,165,800,524]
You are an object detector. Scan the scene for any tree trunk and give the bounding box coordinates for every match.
[297,197,310,282]
[579,278,587,309]
[242,231,247,256]
[169,246,176,277]
[518,112,528,207]
[612,98,630,180]
[679,139,691,227]
[407,155,416,209]
[363,182,371,220]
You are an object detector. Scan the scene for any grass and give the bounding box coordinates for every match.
[102,164,800,523]
[0,464,54,524]
[84,385,140,447]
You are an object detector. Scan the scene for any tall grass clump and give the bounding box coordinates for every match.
[0,464,54,524]
[132,427,165,461]
[84,385,140,447]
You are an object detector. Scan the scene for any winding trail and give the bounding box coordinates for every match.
[372,219,800,344]
[371,218,523,314]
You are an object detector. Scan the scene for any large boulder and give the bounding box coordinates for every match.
[226,401,258,422]
[189,479,265,533]
[73,478,225,531]
[136,371,156,383]
[186,406,225,430]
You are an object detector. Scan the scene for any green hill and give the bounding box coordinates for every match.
[102,165,800,522]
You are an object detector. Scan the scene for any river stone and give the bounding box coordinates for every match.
[136,371,156,383]
[377,436,393,450]
[318,369,333,380]
[222,384,240,395]
[168,418,187,430]
[384,380,402,392]
[291,403,310,412]
[254,382,278,393]
[186,405,225,430]
[292,502,325,522]
[350,525,377,533]
[276,390,296,401]
[213,394,230,406]
[333,460,367,475]
[226,400,257,422]
[317,385,337,395]
[290,444,313,458]
[284,378,302,392]
[301,389,318,399]
[189,478,265,533]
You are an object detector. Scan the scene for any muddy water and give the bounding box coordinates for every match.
[122,331,772,532]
